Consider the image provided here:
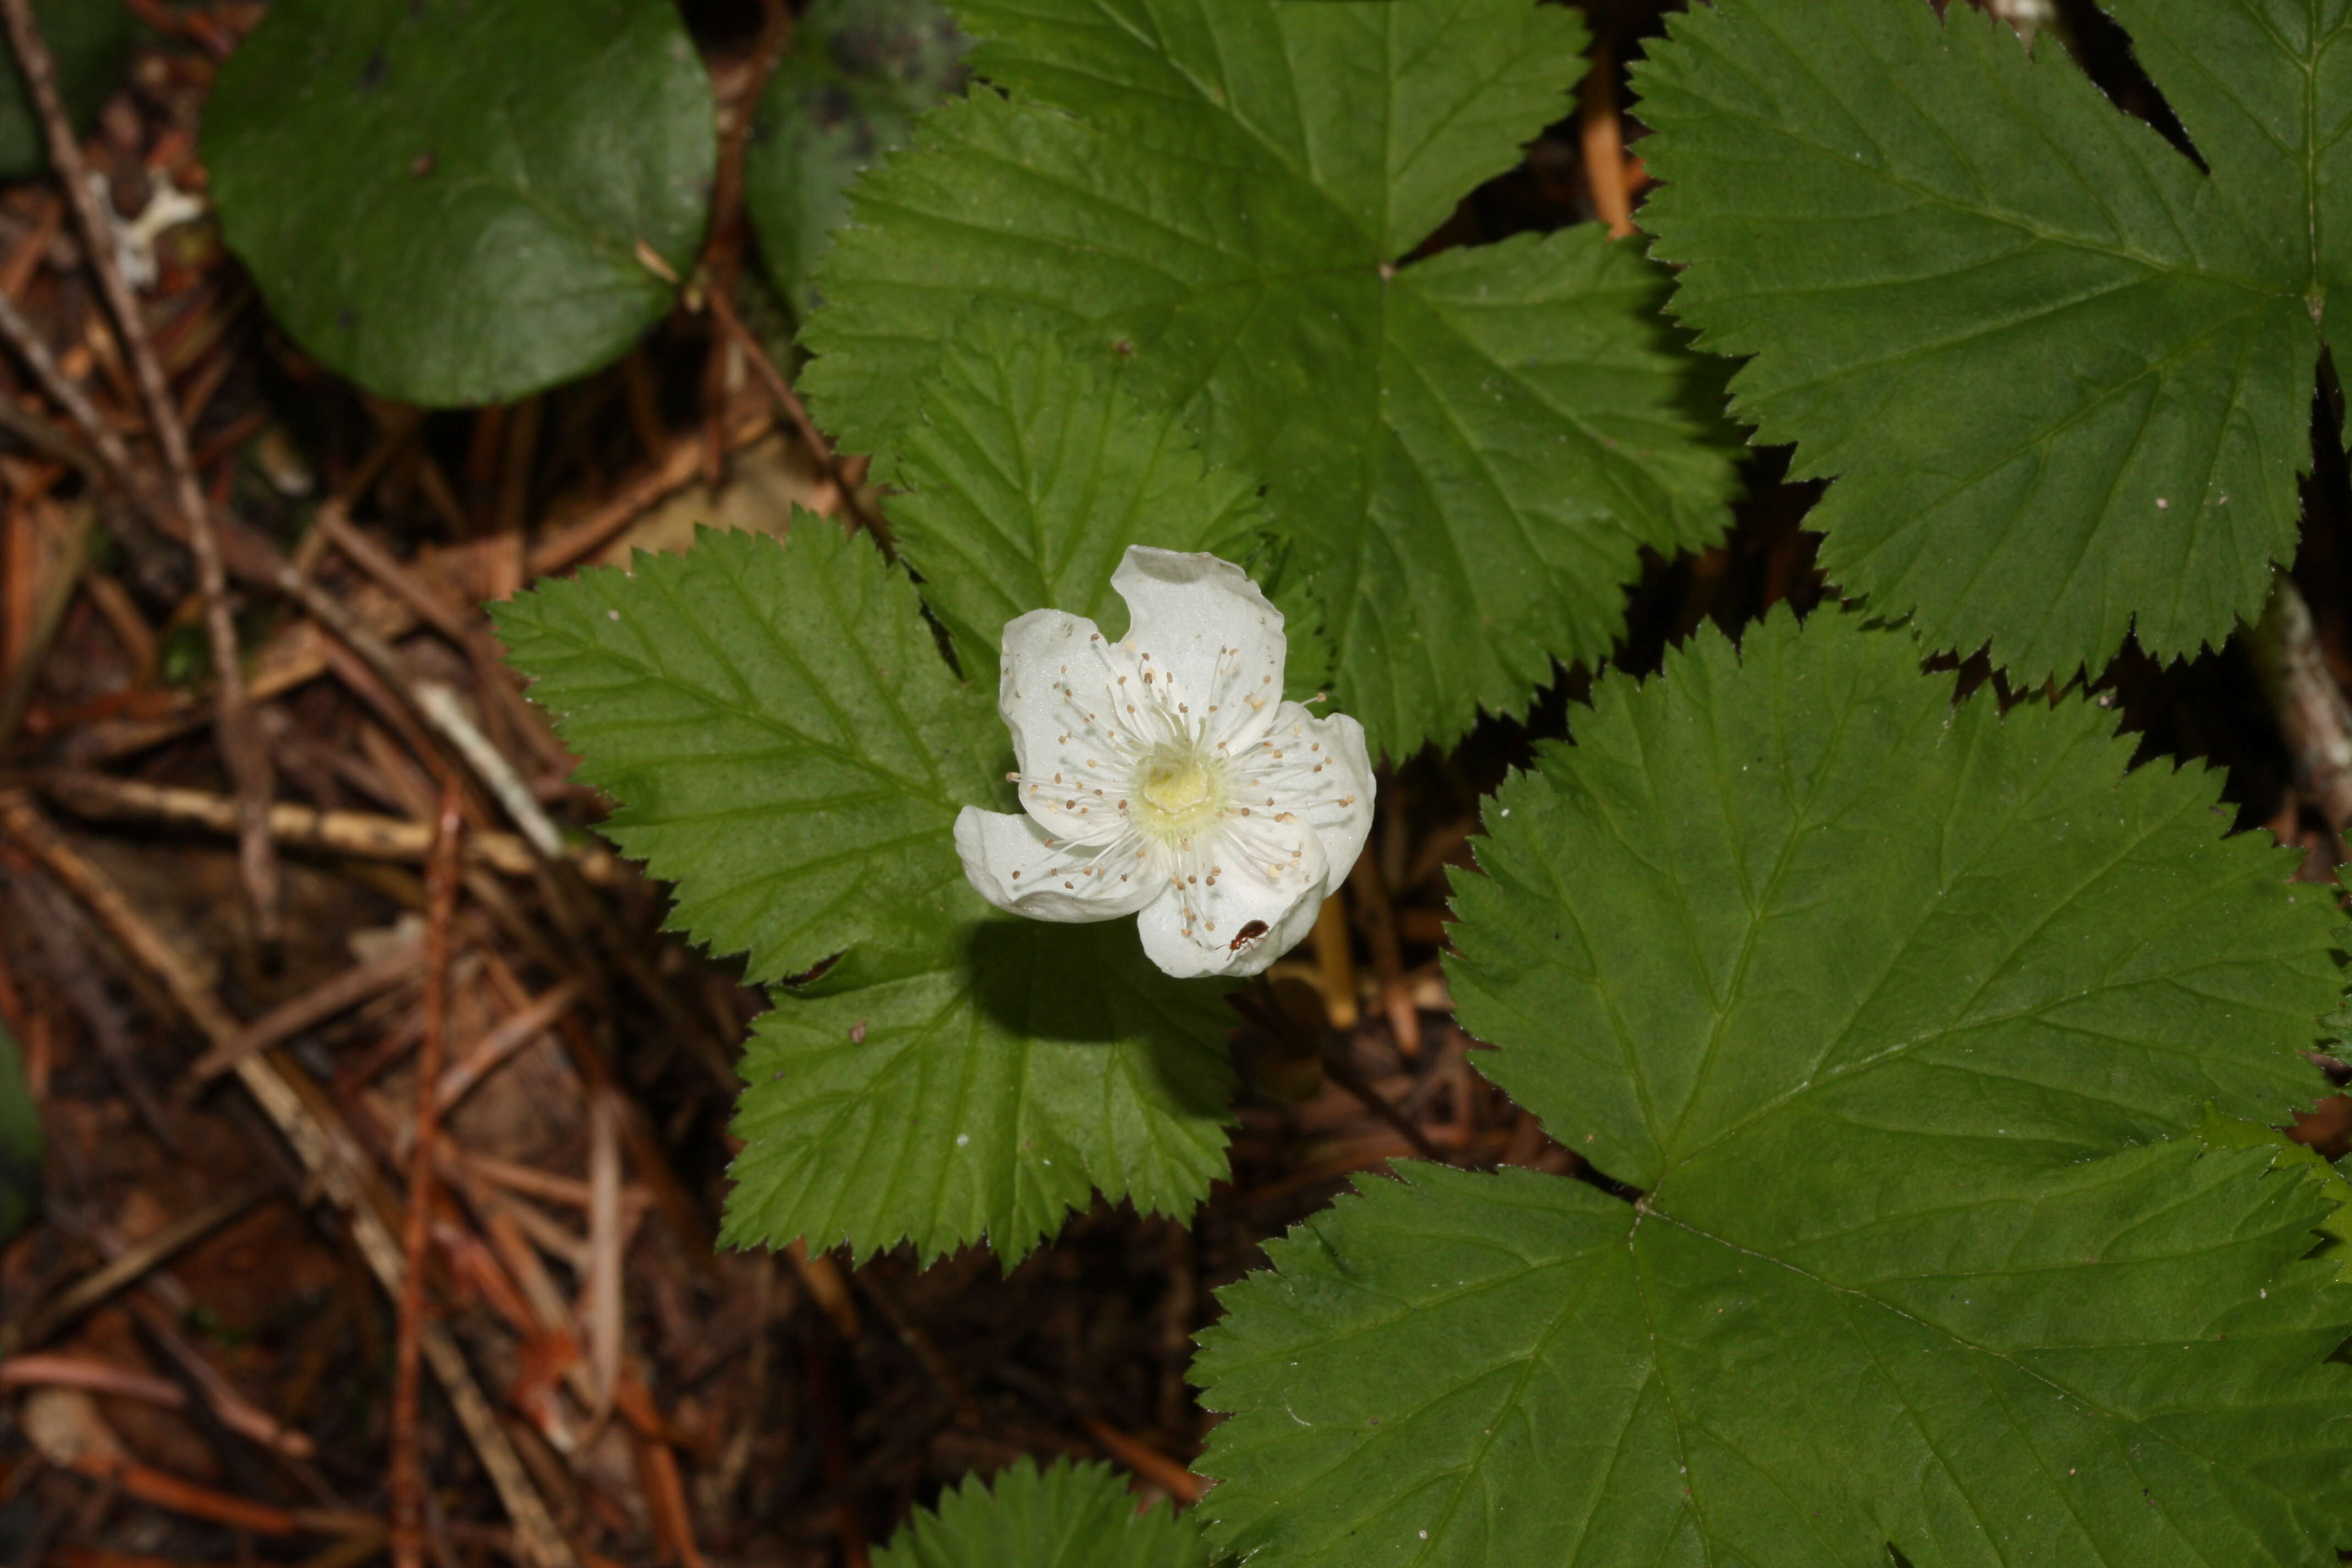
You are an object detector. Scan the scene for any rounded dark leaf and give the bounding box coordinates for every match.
[0,0,131,180]
[0,1020,40,1244]
[202,0,715,407]
[743,0,966,318]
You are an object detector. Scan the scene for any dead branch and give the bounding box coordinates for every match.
[391,789,464,1568]
[0,790,580,1568]
[2248,571,2352,831]
[0,0,281,941]
[34,767,624,892]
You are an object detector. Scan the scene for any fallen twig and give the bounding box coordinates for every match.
[7,1181,269,1352]
[695,0,793,491]
[630,1423,708,1568]
[785,1238,861,1340]
[1,1352,313,1458]
[2247,571,2352,833]
[1,0,281,941]
[317,504,577,778]
[705,287,883,540]
[1347,848,1419,1057]
[1578,37,1636,240]
[190,939,424,1082]
[454,1149,632,1216]
[526,406,771,575]
[586,1088,623,1418]
[0,791,580,1568]
[1309,891,1359,1030]
[0,389,113,490]
[432,978,584,1117]
[1315,1044,1440,1161]
[483,952,726,1270]
[59,580,420,767]
[392,787,462,1568]
[5,869,181,1141]
[32,769,624,911]
[1081,1416,1205,1505]
[0,496,94,749]
[0,287,153,511]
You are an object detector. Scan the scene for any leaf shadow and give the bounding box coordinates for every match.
[964,917,1235,1128]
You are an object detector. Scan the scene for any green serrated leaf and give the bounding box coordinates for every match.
[744,0,968,318]
[0,0,130,181]
[884,312,1272,669]
[494,522,999,985]
[2197,1107,2352,1282]
[804,0,1740,758]
[1195,611,2352,1566]
[501,524,1242,1262]
[203,0,713,407]
[1451,609,2339,1193]
[0,1018,40,1244]
[722,889,1234,1267]
[1199,1150,2352,1567]
[875,1457,1212,1568]
[1634,0,2346,680]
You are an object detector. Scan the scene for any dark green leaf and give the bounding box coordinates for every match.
[203,0,714,406]
[0,0,130,180]
[875,1457,1211,1568]
[1200,1150,2352,1567]
[0,1019,39,1244]
[744,0,967,318]
[1196,610,2352,1566]
[1635,0,2351,679]
[723,892,1234,1266]
[803,0,1740,758]
[884,313,1271,671]
[501,523,1245,1262]
[1452,611,2338,1191]
[2198,1108,2352,1284]
[493,521,998,986]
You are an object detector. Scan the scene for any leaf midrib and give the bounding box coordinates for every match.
[1650,785,2201,1187]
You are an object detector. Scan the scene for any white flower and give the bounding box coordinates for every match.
[954,547,1375,979]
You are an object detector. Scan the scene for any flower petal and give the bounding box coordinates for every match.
[1227,703,1377,887]
[995,608,1131,847]
[1135,814,1329,978]
[1292,707,1376,882]
[1111,547,1287,752]
[955,808,1159,923]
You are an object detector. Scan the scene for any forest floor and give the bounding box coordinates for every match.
[1,3,2348,1566]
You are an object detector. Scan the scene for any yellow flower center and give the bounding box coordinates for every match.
[1135,744,1226,840]
[1143,757,1210,813]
